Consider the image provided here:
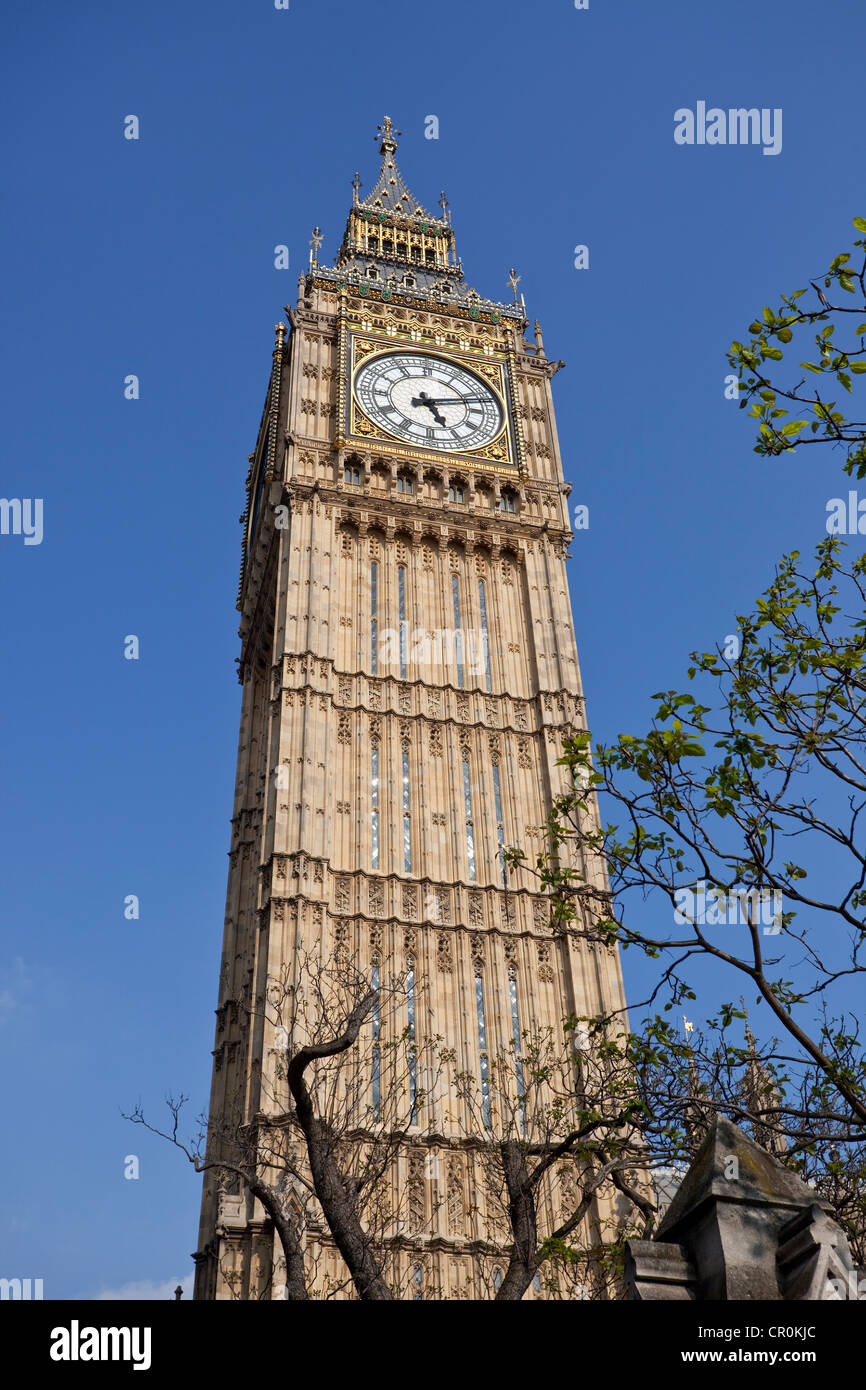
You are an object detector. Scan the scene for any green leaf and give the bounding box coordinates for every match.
[781,421,807,435]
[764,347,783,360]
[853,217,866,232]
[850,362,866,374]
[777,328,792,343]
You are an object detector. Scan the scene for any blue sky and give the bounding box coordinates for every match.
[1,0,864,1299]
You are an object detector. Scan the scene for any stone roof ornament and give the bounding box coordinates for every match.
[626,1117,866,1301]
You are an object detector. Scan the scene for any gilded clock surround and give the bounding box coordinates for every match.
[346,327,517,468]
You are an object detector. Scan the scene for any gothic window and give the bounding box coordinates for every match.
[463,754,476,882]
[478,578,492,693]
[367,266,378,280]
[475,968,491,1128]
[404,274,415,288]
[493,1268,503,1292]
[509,971,526,1132]
[344,466,361,485]
[371,745,379,870]
[448,484,464,503]
[451,574,464,689]
[532,1274,542,1294]
[371,959,381,1120]
[407,958,418,1123]
[398,566,408,680]
[370,561,378,675]
[499,490,516,513]
[402,743,412,873]
[396,472,413,494]
[492,762,506,886]
[412,1265,423,1300]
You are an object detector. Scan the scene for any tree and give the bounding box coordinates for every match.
[128,950,442,1301]
[726,215,866,477]
[514,536,866,1126]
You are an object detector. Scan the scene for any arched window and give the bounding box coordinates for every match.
[398,565,408,679]
[475,968,491,1128]
[509,970,526,1133]
[493,1268,503,1292]
[371,959,381,1120]
[407,959,417,1124]
[492,762,505,885]
[402,742,411,872]
[478,578,491,693]
[452,574,464,689]
[397,473,413,494]
[463,753,475,881]
[344,465,361,485]
[499,489,516,513]
[448,484,464,503]
[370,744,379,870]
[412,1265,423,1300]
[370,561,378,675]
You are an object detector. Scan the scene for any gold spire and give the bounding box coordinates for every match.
[376,114,401,153]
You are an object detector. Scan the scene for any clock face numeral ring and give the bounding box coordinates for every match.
[353,350,503,453]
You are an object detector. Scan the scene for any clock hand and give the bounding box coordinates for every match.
[411,396,489,405]
[410,391,448,426]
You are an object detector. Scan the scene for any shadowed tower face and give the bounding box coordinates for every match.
[194,118,628,1300]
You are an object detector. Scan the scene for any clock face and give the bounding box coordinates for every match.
[353,351,504,453]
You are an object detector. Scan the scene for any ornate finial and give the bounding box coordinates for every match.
[309,226,323,268]
[376,115,401,152]
[507,267,521,303]
[351,171,362,205]
[438,190,450,222]
[275,322,287,349]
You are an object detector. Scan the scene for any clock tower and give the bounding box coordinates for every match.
[194,117,629,1300]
